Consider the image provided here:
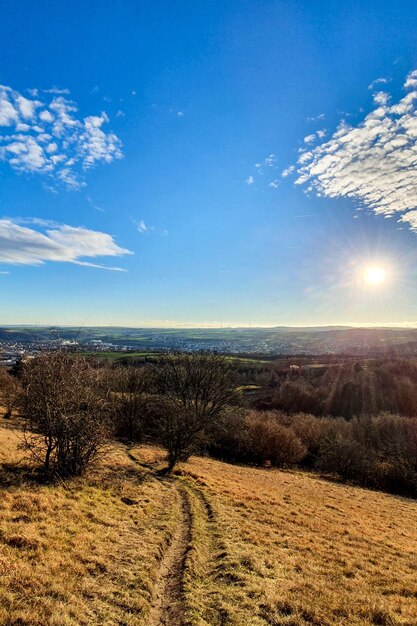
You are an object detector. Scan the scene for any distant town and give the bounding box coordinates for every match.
[2,325,417,366]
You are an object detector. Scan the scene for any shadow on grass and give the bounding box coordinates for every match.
[0,461,41,489]
[0,459,151,492]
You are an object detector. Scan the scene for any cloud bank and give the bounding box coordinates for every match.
[0,85,122,189]
[294,70,417,230]
[0,219,132,271]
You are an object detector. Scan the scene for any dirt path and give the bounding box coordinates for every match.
[148,483,192,626]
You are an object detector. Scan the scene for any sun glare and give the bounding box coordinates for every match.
[363,266,387,286]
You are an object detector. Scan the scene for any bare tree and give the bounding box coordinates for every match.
[154,353,235,470]
[111,365,149,441]
[21,352,111,477]
[0,368,22,419]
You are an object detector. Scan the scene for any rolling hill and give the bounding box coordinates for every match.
[0,423,416,625]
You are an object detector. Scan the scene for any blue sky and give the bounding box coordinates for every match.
[2,0,417,327]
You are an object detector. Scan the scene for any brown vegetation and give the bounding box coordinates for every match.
[1,425,416,625]
[210,409,417,497]
[1,351,417,624]
[152,353,235,470]
[20,353,111,477]
[0,426,178,625]
[0,368,21,420]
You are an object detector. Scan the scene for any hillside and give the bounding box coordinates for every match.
[0,424,416,626]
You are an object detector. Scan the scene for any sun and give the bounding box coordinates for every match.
[362,266,387,286]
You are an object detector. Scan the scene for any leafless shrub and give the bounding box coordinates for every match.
[0,368,22,419]
[245,410,307,467]
[110,365,149,441]
[316,435,370,481]
[153,353,235,470]
[20,352,111,477]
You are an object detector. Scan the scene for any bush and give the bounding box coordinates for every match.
[285,412,329,467]
[21,353,111,478]
[244,411,307,467]
[207,406,249,463]
[316,435,370,481]
[153,353,235,469]
[110,365,149,441]
[0,368,21,419]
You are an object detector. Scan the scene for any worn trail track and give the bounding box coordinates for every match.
[126,449,221,625]
[147,483,191,626]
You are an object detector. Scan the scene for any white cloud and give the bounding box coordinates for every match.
[0,219,131,271]
[304,133,316,144]
[86,196,105,212]
[281,165,295,178]
[252,153,278,176]
[404,71,417,90]
[264,153,277,167]
[0,94,18,125]
[269,180,279,188]
[78,113,122,168]
[0,85,122,189]
[373,91,390,106]
[39,109,54,123]
[293,69,417,233]
[17,95,39,119]
[137,219,148,233]
[246,175,254,185]
[304,130,326,144]
[43,86,71,95]
[399,210,417,231]
[307,113,325,122]
[135,219,165,235]
[368,77,389,91]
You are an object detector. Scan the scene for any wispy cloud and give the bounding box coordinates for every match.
[303,129,326,144]
[264,153,277,167]
[254,153,277,173]
[43,86,71,95]
[248,153,278,185]
[292,70,417,233]
[137,219,149,233]
[282,165,295,178]
[0,219,132,271]
[307,113,325,122]
[0,84,122,189]
[86,196,105,212]
[136,218,168,236]
[368,77,389,91]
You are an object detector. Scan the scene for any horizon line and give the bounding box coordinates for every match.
[2,321,417,330]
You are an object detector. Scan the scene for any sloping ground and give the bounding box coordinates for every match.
[0,425,416,626]
[0,426,179,626]
[135,447,417,626]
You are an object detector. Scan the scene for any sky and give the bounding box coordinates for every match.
[2,1,417,327]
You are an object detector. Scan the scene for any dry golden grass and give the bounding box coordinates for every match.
[0,425,178,626]
[1,423,416,626]
[133,447,417,626]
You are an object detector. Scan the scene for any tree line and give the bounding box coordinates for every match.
[0,352,416,497]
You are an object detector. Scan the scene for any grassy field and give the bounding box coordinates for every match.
[81,351,272,366]
[82,351,158,361]
[0,423,416,625]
